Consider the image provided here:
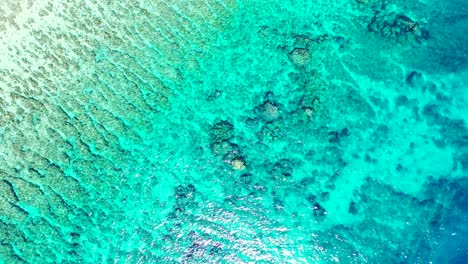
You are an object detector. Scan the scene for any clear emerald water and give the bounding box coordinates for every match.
[0,0,467,263]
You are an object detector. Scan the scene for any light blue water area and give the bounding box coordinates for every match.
[0,0,467,263]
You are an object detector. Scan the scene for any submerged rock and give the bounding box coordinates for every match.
[253,92,283,122]
[240,173,253,184]
[174,184,196,200]
[348,201,359,215]
[264,91,276,102]
[211,140,238,156]
[271,159,296,178]
[255,101,280,121]
[313,202,327,221]
[186,184,196,194]
[289,48,311,66]
[175,185,187,200]
[298,94,320,112]
[406,71,423,87]
[231,157,246,170]
[303,107,314,117]
[206,89,222,101]
[367,11,427,42]
[210,121,234,143]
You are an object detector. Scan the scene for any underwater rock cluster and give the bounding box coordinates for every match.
[209,120,247,170]
[367,11,428,42]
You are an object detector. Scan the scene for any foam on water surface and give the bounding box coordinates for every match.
[0,0,467,263]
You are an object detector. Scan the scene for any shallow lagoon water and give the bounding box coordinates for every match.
[0,0,467,263]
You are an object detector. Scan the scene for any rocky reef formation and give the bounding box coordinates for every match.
[0,0,466,262]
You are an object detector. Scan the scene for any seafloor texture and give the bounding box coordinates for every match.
[0,0,467,263]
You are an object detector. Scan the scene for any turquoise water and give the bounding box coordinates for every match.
[0,0,467,263]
